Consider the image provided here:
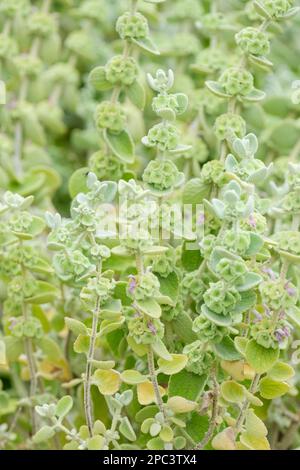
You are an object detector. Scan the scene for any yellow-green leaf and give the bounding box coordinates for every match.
[259,377,290,399]
[221,380,245,403]
[167,396,197,414]
[212,427,236,450]
[137,381,166,405]
[93,369,121,395]
[157,354,187,375]
[267,362,295,382]
[245,339,279,373]
[121,370,147,384]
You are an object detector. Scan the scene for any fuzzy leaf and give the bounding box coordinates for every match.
[245,340,279,374]
[33,426,55,444]
[127,80,146,109]
[259,377,290,399]
[157,354,187,375]
[267,362,295,381]
[214,336,242,361]
[55,395,73,419]
[137,381,166,405]
[167,396,197,413]
[221,380,245,403]
[93,369,121,395]
[104,129,135,164]
[65,317,88,336]
[121,370,147,384]
[88,66,112,91]
[132,36,160,55]
[168,370,207,400]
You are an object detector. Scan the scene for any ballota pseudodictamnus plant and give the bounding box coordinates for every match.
[1,0,300,451]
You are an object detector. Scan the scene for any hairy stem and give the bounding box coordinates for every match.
[235,373,260,434]
[195,368,219,450]
[147,346,166,419]
[84,295,101,436]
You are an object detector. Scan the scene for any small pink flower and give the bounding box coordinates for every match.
[147,321,157,335]
[128,275,137,294]
[284,282,296,297]
[248,214,256,228]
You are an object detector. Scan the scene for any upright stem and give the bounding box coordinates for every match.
[235,373,260,434]
[195,367,219,450]
[84,295,101,436]
[147,346,166,420]
[21,295,37,433]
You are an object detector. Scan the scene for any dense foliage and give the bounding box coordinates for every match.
[1,0,300,451]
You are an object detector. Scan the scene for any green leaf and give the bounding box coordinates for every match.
[147,437,164,450]
[245,233,264,257]
[65,317,88,336]
[221,380,245,403]
[235,290,257,314]
[287,306,300,327]
[234,336,248,356]
[4,336,23,362]
[68,167,89,199]
[205,80,231,98]
[55,395,73,419]
[142,246,169,256]
[136,405,159,423]
[202,305,239,326]
[93,369,121,395]
[73,334,90,354]
[253,1,271,19]
[249,54,273,71]
[0,391,9,409]
[174,93,189,114]
[245,409,267,437]
[119,417,136,442]
[172,311,198,344]
[132,36,160,55]
[214,336,242,361]
[281,6,300,18]
[243,88,266,102]
[236,273,262,292]
[135,299,161,319]
[36,337,64,362]
[245,339,279,374]
[144,0,166,3]
[168,370,207,401]
[33,426,55,444]
[259,377,290,399]
[157,354,187,375]
[127,335,148,357]
[156,272,179,305]
[113,281,132,306]
[104,129,135,164]
[127,80,146,109]
[0,340,6,365]
[167,396,197,413]
[182,178,210,205]
[88,66,112,91]
[87,435,105,450]
[151,338,172,360]
[181,241,202,271]
[28,257,54,275]
[101,299,122,319]
[157,107,176,121]
[25,281,59,304]
[267,362,295,381]
[121,370,146,384]
[186,412,209,443]
[99,317,125,337]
